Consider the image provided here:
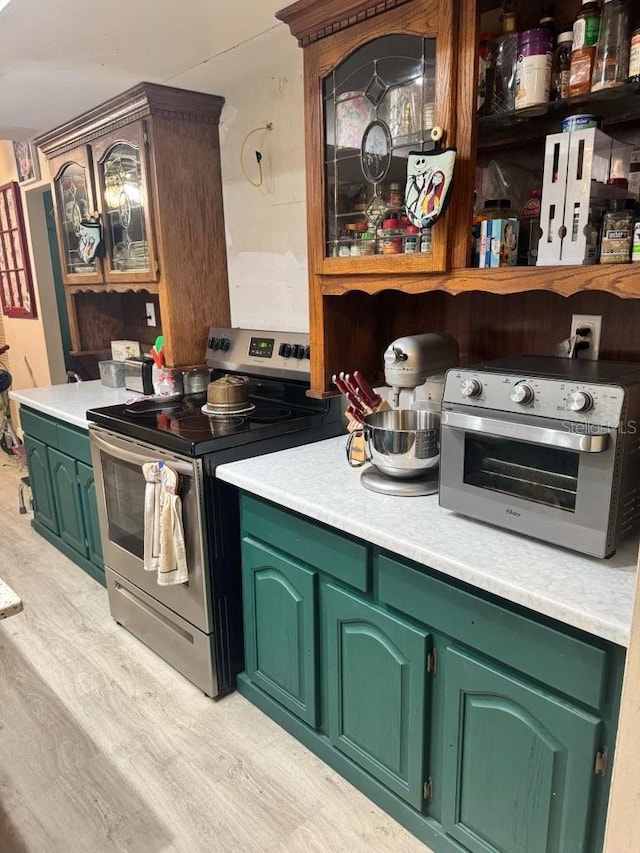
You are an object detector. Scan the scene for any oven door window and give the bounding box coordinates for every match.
[463,434,579,512]
[102,453,145,558]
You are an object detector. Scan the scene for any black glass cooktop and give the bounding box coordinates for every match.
[87,380,342,457]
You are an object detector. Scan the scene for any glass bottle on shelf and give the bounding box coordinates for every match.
[539,3,557,46]
[591,0,631,92]
[492,6,519,114]
[551,31,574,99]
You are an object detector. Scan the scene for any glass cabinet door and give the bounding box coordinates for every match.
[323,34,437,261]
[93,123,158,284]
[51,147,103,285]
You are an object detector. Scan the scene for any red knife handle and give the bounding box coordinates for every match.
[333,374,365,415]
[353,370,381,407]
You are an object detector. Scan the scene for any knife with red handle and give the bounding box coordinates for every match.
[332,374,367,420]
[352,370,383,409]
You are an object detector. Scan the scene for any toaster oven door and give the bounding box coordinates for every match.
[439,408,618,557]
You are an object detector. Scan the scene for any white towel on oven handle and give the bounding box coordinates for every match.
[142,461,189,585]
[143,462,162,573]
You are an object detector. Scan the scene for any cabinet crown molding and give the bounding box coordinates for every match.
[276,0,414,46]
[35,82,225,159]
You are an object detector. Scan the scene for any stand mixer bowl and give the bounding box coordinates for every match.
[364,409,440,479]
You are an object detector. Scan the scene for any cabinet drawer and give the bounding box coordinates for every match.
[20,407,59,447]
[377,553,608,710]
[57,423,91,465]
[241,495,369,592]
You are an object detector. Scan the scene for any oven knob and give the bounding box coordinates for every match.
[220,337,231,352]
[567,390,594,413]
[460,378,482,398]
[212,337,221,351]
[279,343,292,358]
[292,344,305,359]
[510,383,534,405]
[303,345,311,360]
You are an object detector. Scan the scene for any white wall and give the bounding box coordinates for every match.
[170,24,309,332]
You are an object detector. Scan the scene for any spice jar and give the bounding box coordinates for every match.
[600,199,636,264]
[403,225,420,253]
[380,218,402,254]
[568,0,602,97]
[518,188,542,266]
[388,182,404,209]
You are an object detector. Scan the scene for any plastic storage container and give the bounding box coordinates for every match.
[98,360,125,388]
[515,28,554,113]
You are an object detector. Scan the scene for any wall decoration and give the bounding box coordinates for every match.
[0,182,37,319]
[12,140,40,185]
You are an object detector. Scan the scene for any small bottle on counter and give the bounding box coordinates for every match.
[600,199,636,264]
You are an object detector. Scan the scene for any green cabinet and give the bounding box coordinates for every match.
[237,494,624,853]
[21,407,104,585]
[242,537,318,726]
[441,645,601,853]
[325,583,430,809]
[24,435,58,535]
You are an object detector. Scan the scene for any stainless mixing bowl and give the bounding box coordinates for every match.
[360,408,440,479]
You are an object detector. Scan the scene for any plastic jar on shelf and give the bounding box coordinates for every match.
[600,199,636,264]
[515,28,554,113]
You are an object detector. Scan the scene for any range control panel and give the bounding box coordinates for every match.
[206,327,311,381]
[443,368,626,427]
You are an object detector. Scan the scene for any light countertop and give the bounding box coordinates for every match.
[217,436,639,647]
[0,577,23,620]
[10,381,140,429]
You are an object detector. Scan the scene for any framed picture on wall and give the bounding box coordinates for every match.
[12,140,40,185]
[0,182,37,319]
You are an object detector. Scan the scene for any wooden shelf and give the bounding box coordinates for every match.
[321,263,640,298]
[67,282,159,295]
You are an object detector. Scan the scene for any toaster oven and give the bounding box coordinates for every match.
[439,356,640,558]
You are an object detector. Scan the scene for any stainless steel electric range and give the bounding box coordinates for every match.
[86,327,343,697]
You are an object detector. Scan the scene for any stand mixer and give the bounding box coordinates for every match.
[355,332,459,497]
[383,332,459,408]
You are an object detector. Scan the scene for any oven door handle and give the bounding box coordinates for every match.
[89,429,196,477]
[441,411,610,453]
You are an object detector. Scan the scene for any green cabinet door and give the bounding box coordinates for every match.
[242,537,318,726]
[324,582,430,810]
[77,462,103,567]
[48,448,87,557]
[441,645,602,853]
[24,435,58,534]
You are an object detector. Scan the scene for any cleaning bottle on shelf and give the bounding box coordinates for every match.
[591,0,631,92]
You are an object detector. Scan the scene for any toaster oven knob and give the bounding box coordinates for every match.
[567,390,594,412]
[460,378,482,398]
[510,383,534,404]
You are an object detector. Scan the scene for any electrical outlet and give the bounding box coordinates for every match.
[145,302,156,327]
[570,314,602,360]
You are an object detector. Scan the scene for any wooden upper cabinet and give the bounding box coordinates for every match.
[91,122,158,286]
[35,83,231,370]
[278,0,462,283]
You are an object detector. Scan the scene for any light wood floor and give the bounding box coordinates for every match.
[0,458,430,853]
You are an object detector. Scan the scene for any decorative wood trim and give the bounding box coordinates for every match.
[277,0,414,46]
[35,83,225,160]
